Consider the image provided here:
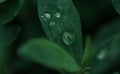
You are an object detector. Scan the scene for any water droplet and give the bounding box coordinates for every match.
[44,13,51,19]
[97,50,107,60]
[49,22,56,29]
[62,32,75,46]
[55,12,61,18]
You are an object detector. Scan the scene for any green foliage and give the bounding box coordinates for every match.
[81,36,94,67]
[17,39,80,72]
[0,25,20,47]
[0,25,20,74]
[0,0,120,74]
[0,0,24,25]
[38,0,83,64]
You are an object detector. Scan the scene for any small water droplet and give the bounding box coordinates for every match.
[55,12,61,18]
[62,32,75,46]
[44,13,51,19]
[49,22,56,29]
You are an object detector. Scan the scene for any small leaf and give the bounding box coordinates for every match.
[17,39,80,72]
[81,36,94,66]
[111,0,120,14]
[0,0,24,25]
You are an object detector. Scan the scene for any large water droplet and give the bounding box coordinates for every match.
[49,22,56,29]
[62,32,75,46]
[44,13,51,19]
[55,12,61,18]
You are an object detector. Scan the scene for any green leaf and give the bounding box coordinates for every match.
[0,25,21,74]
[17,39,80,72]
[111,0,120,14]
[94,18,120,50]
[0,0,24,25]
[91,18,120,74]
[90,34,120,74]
[38,0,83,64]
[81,36,94,67]
[0,25,21,47]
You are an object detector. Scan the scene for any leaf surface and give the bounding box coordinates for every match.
[0,0,24,25]
[18,39,80,72]
[38,0,83,64]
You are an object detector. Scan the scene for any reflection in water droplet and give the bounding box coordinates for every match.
[62,32,75,46]
[49,22,56,29]
[44,13,51,19]
[55,12,61,18]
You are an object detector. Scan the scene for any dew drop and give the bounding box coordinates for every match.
[49,22,56,29]
[55,12,61,18]
[62,32,75,46]
[44,13,51,19]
